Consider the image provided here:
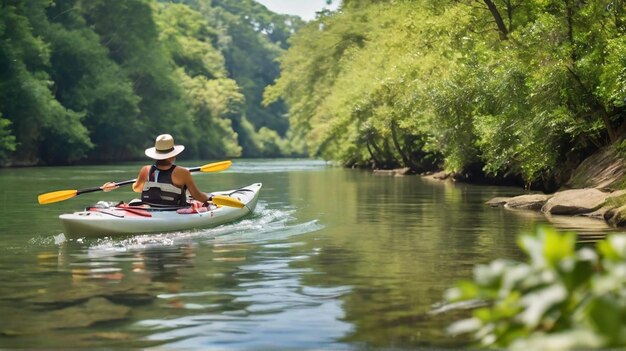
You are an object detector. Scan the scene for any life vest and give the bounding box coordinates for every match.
[141,165,187,206]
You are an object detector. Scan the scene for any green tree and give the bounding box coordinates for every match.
[43,0,142,161]
[268,0,626,188]
[81,0,188,141]
[0,113,15,162]
[211,0,303,156]
[0,0,92,165]
[155,3,242,158]
[175,70,244,158]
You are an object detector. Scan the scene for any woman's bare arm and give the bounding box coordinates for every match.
[132,166,149,193]
[177,167,210,203]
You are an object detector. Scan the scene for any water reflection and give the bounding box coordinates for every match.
[143,241,352,349]
[287,171,532,348]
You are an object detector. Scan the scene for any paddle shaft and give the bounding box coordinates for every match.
[76,179,136,196]
[78,185,243,208]
[38,160,232,205]
[77,165,212,195]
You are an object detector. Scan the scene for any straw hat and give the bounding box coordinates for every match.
[144,134,185,160]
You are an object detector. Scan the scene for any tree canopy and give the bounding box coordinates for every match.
[266,0,626,189]
[0,0,302,165]
[3,0,625,185]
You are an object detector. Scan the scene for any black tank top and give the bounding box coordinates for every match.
[141,165,188,206]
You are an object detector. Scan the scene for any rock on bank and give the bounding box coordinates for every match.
[486,145,626,227]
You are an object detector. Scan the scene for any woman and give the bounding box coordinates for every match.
[102,134,210,207]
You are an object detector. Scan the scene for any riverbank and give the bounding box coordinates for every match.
[486,146,626,227]
[486,188,626,227]
[378,145,626,228]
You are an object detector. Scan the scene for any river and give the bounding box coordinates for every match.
[0,159,616,349]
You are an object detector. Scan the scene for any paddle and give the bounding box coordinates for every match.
[38,160,233,205]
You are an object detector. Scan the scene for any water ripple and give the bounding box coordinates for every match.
[84,202,324,253]
[138,251,352,350]
[230,159,329,174]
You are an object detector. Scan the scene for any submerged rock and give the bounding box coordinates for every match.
[545,213,613,231]
[373,167,412,176]
[31,283,155,308]
[48,297,130,329]
[422,171,450,181]
[1,298,130,336]
[485,197,510,207]
[81,331,133,342]
[505,194,553,210]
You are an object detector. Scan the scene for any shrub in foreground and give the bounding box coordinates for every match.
[445,227,626,350]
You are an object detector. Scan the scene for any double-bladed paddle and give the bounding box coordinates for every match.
[37,160,240,207]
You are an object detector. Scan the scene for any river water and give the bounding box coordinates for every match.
[0,159,617,349]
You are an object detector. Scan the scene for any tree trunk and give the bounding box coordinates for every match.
[382,138,397,167]
[390,122,414,169]
[367,135,386,168]
[483,0,509,40]
[365,140,381,168]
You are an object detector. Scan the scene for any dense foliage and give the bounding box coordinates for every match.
[445,227,626,349]
[0,0,303,165]
[266,0,626,188]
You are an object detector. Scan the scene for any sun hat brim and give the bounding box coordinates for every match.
[144,145,185,160]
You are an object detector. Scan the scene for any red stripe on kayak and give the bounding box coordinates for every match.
[116,207,152,217]
[87,206,152,217]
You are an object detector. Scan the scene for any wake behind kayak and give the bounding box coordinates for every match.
[60,183,262,238]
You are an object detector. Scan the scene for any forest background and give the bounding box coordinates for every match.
[0,0,302,165]
[1,0,626,191]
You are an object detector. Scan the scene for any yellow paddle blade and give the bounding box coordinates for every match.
[200,160,232,173]
[212,195,245,209]
[38,189,78,205]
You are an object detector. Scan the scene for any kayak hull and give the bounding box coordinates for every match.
[60,183,262,238]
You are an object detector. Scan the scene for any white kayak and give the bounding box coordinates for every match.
[60,183,262,238]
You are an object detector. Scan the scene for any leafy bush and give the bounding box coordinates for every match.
[445,227,626,350]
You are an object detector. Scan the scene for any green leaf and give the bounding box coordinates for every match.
[541,228,576,268]
[598,235,626,262]
[518,284,567,329]
[445,280,480,301]
[586,296,623,344]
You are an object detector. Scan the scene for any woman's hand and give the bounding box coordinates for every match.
[101,182,119,192]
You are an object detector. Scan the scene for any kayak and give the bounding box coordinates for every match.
[60,183,262,238]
